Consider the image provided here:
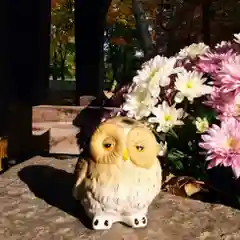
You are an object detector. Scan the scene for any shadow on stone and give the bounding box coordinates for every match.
[18,165,92,229]
[72,97,123,153]
[204,167,240,209]
[73,106,105,152]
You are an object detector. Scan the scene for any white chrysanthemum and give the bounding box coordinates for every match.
[148,101,184,133]
[178,42,209,59]
[133,55,180,97]
[195,117,209,133]
[233,33,240,44]
[122,86,158,120]
[175,70,212,102]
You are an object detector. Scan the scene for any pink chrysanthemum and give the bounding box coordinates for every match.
[200,117,240,178]
[205,88,240,120]
[216,54,240,92]
[196,50,234,75]
[214,41,233,53]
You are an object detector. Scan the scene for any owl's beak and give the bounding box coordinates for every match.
[122,149,129,161]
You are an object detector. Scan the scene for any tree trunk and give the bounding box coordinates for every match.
[202,1,211,45]
[110,45,121,86]
[7,0,50,159]
[132,0,155,61]
[156,3,176,56]
[59,47,67,81]
[75,0,112,104]
[0,0,9,137]
[52,51,58,81]
[165,0,208,56]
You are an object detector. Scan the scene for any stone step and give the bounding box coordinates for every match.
[32,105,121,155]
[32,122,80,155]
[32,105,120,123]
[49,124,80,155]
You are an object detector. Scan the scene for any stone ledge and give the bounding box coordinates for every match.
[32,105,121,155]
[1,156,240,239]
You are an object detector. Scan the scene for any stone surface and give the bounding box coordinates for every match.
[32,105,84,154]
[32,105,119,123]
[32,105,84,123]
[32,106,84,155]
[1,156,240,239]
[32,105,120,155]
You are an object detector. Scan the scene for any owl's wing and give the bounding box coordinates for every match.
[72,157,88,200]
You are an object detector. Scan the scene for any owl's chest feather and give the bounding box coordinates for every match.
[82,160,162,215]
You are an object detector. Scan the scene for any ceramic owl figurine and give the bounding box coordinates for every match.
[73,116,162,230]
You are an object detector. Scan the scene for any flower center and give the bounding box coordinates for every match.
[164,114,171,121]
[198,122,207,132]
[235,95,240,114]
[186,80,193,89]
[148,68,161,86]
[137,90,147,102]
[235,104,240,114]
[149,69,158,79]
[226,137,240,150]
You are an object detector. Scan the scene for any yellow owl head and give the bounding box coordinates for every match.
[89,116,160,168]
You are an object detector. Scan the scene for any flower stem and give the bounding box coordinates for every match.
[151,127,166,142]
[183,98,188,116]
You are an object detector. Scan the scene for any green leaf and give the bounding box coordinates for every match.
[168,149,185,161]
[168,128,178,139]
[174,160,184,170]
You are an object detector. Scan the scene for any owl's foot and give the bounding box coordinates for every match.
[123,214,148,228]
[92,215,114,230]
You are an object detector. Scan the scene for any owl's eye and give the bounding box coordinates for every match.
[136,145,144,152]
[103,143,113,149]
[102,137,115,150]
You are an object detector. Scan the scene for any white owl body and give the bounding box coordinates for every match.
[73,117,163,230]
[81,159,162,220]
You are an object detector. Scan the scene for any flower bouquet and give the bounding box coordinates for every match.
[103,33,240,199]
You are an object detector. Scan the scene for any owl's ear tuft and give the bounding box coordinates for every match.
[121,118,136,125]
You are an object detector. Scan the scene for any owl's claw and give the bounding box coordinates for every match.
[92,215,113,230]
[124,214,148,228]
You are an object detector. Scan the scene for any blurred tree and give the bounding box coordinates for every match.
[107,0,135,28]
[50,0,75,80]
[50,0,240,93]
[105,0,156,91]
[132,0,156,60]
